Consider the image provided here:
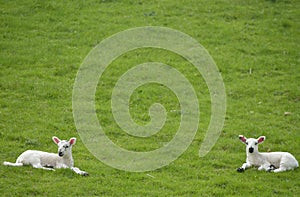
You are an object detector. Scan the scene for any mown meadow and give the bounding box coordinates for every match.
[1,0,299,196]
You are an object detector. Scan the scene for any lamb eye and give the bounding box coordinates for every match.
[255,142,258,145]
[246,142,248,145]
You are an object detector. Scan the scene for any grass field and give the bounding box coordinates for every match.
[1,0,300,196]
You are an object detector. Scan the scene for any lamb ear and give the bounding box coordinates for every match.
[69,137,76,145]
[257,136,266,144]
[52,136,61,144]
[239,135,247,144]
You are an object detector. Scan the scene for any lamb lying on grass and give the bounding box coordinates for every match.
[3,136,88,176]
[237,135,298,173]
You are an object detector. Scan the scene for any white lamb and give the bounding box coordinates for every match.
[237,135,298,173]
[3,136,88,176]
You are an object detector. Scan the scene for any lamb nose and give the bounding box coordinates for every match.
[59,152,63,156]
[249,147,254,153]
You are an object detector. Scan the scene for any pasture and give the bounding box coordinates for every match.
[1,0,299,196]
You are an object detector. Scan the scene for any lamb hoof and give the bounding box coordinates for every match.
[237,167,244,173]
[82,172,89,176]
[267,164,276,172]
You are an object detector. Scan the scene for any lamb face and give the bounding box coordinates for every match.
[52,137,76,157]
[239,135,265,154]
[57,140,71,157]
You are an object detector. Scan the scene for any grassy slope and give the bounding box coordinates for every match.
[1,0,299,196]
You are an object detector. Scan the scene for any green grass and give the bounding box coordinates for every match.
[1,0,300,196]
